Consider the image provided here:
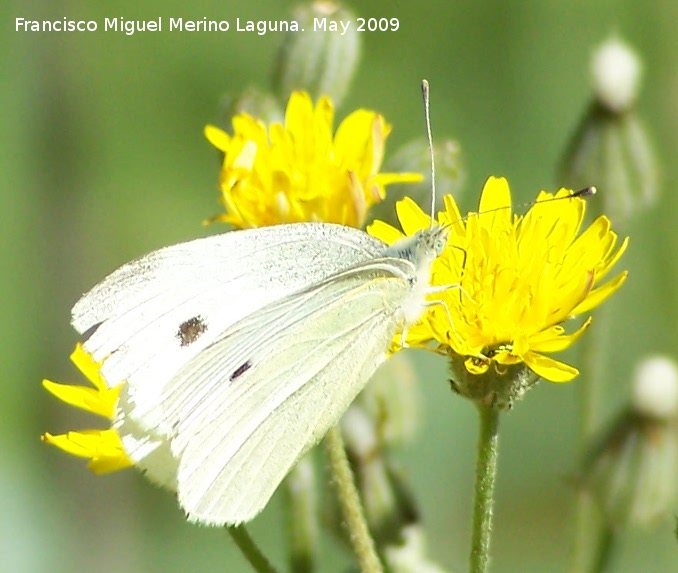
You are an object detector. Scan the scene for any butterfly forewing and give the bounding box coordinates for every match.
[71,224,386,429]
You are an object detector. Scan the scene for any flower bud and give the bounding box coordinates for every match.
[272,1,361,107]
[371,138,464,227]
[585,356,678,527]
[341,405,419,546]
[216,88,283,134]
[351,352,420,445]
[560,37,659,223]
[339,354,421,546]
[448,355,540,411]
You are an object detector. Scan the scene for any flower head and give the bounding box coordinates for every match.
[42,345,132,474]
[369,176,628,397]
[42,345,176,486]
[205,91,422,229]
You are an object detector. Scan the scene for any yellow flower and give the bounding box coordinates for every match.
[205,91,422,229]
[42,344,132,474]
[368,176,628,384]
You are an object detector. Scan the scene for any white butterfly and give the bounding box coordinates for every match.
[71,220,448,524]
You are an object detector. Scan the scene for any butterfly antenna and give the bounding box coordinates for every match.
[472,185,598,220]
[421,79,436,225]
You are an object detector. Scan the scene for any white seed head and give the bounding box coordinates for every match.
[340,406,378,459]
[631,356,678,420]
[591,38,642,113]
[384,525,450,573]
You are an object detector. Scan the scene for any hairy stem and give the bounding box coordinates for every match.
[469,404,500,573]
[325,425,383,573]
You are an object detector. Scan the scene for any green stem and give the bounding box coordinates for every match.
[590,524,617,573]
[469,404,500,573]
[570,314,608,573]
[227,525,280,573]
[325,425,383,573]
[569,491,597,573]
[579,313,607,440]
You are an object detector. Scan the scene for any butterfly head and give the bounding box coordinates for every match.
[383,223,448,268]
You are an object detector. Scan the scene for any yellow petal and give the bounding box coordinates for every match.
[70,344,105,389]
[594,236,629,283]
[479,176,511,211]
[88,455,134,474]
[366,221,402,248]
[42,430,132,474]
[395,197,431,235]
[285,91,314,145]
[335,110,381,169]
[571,271,628,315]
[370,172,424,187]
[314,95,334,136]
[42,431,94,458]
[529,317,592,353]
[204,124,231,152]
[523,351,579,382]
[233,140,258,171]
[43,430,106,458]
[478,176,512,233]
[42,379,118,419]
[441,193,463,226]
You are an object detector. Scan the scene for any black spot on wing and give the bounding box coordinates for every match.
[177,316,207,347]
[229,360,252,382]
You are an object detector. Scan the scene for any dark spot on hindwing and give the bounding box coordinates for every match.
[229,360,252,382]
[177,316,207,347]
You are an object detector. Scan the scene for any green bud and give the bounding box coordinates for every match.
[216,87,284,134]
[371,138,464,228]
[352,352,421,445]
[341,405,419,546]
[585,356,678,528]
[561,103,659,223]
[586,411,678,528]
[560,38,659,223]
[448,354,540,410]
[333,353,447,571]
[337,354,422,547]
[272,1,361,107]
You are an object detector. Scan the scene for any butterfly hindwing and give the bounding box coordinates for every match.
[150,258,416,524]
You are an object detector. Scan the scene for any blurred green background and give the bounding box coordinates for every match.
[4,0,677,572]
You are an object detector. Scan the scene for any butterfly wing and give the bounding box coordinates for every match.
[147,258,416,525]
[71,223,385,430]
